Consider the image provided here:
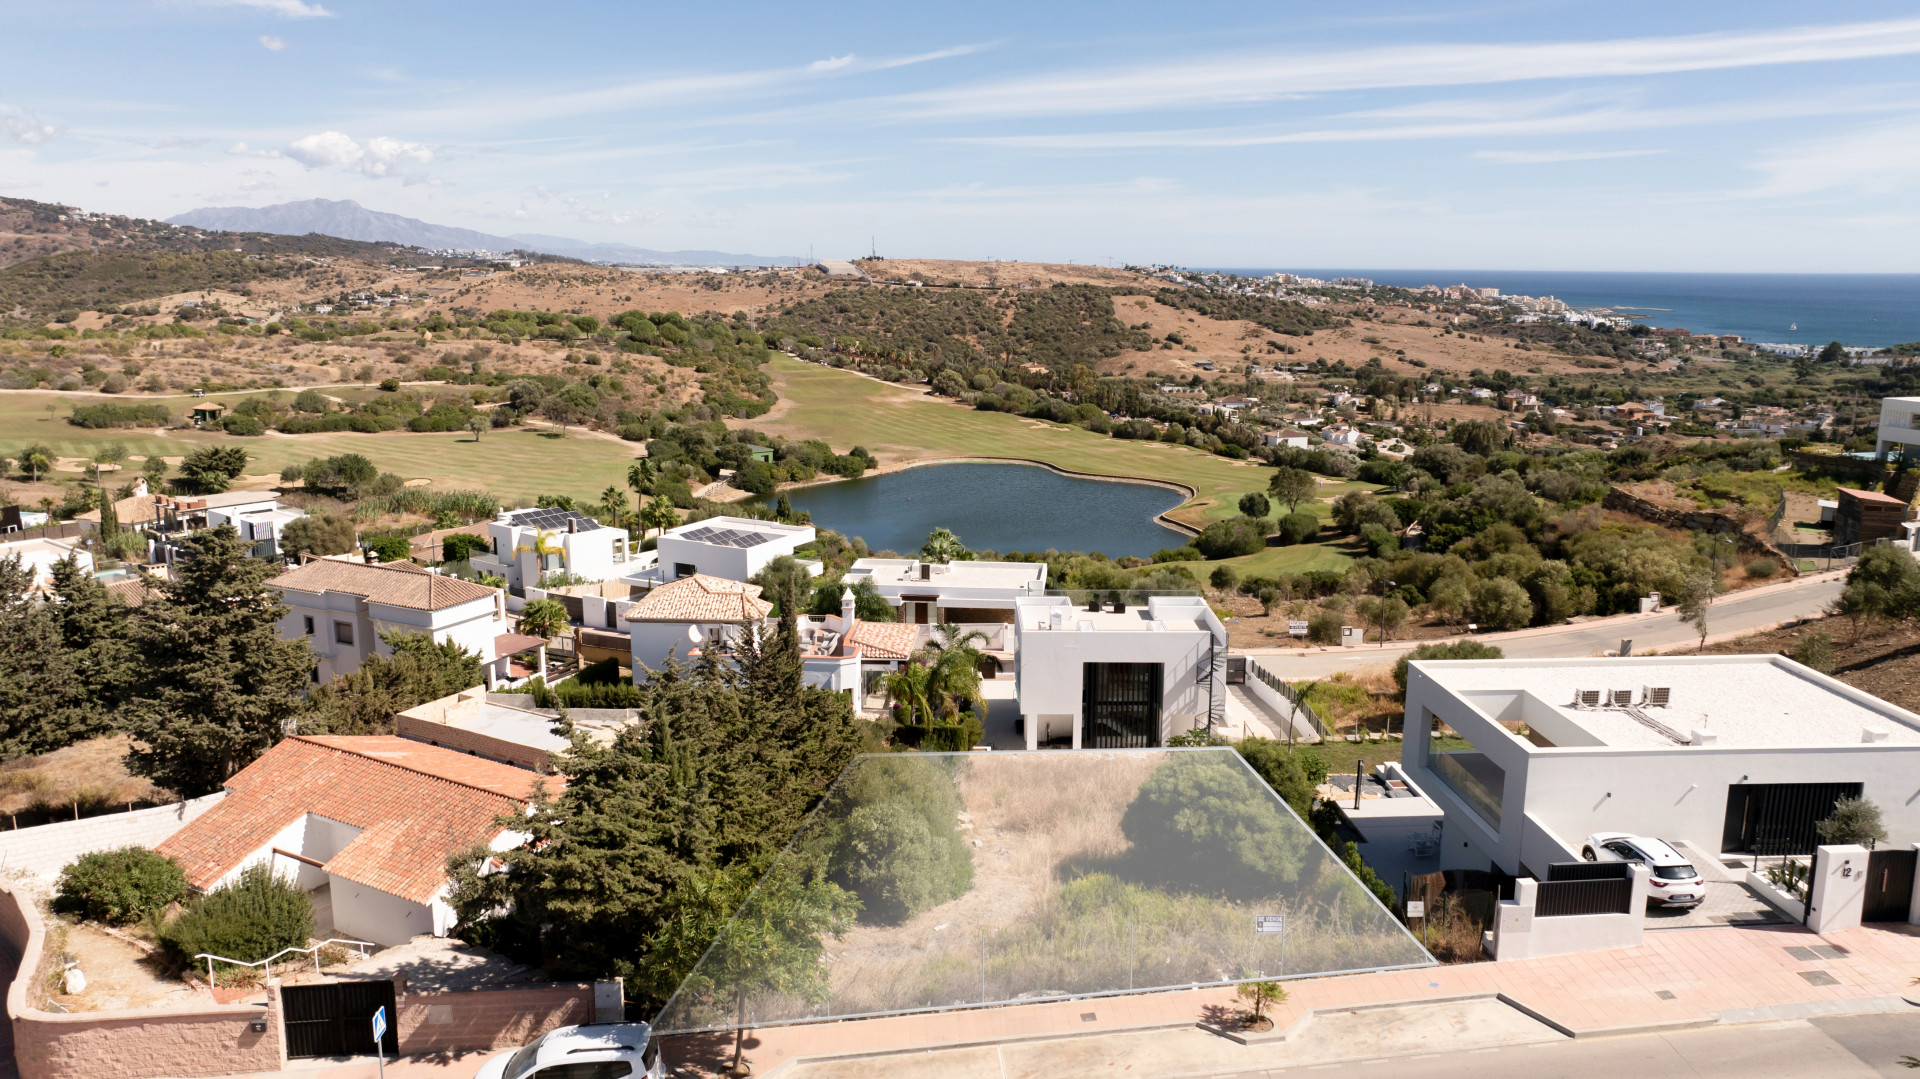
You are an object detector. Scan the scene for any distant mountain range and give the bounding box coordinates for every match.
[165,199,804,267]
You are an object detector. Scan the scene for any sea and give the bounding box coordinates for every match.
[1202,270,1920,350]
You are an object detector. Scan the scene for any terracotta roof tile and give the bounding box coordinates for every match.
[77,494,163,527]
[622,573,772,624]
[157,736,554,904]
[272,560,499,611]
[847,620,917,661]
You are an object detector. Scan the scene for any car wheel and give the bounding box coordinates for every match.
[1581,846,1596,861]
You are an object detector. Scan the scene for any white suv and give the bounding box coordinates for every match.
[475,1023,663,1079]
[1581,832,1705,908]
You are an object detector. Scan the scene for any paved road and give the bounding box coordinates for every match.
[1230,1011,1919,1079]
[1240,572,1845,679]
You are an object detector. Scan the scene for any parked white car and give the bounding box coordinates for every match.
[1581,832,1705,908]
[475,1023,663,1079]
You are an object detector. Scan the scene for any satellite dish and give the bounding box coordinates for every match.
[687,625,705,644]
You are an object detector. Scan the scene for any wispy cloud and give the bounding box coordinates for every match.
[890,18,1920,120]
[1745,116,1920,198]
[809,55,854,73]
[285,130,432,178]
[1475,148,1664,164]
[196,0,333,18]
[227,141,279,158]
[259,35,287,51]
[2,109,63,145]
[153,135,208,150]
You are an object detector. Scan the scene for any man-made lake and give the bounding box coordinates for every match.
[756,462,1189,558]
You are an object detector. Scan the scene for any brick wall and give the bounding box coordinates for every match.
[0,794,226,880]
[395,980,594,1055]
[0,881,286,1079]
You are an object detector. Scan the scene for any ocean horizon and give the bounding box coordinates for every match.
[1198,269,1920,349]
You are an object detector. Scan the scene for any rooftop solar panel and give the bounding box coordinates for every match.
[681,525,776,548]
[507,507,601,531]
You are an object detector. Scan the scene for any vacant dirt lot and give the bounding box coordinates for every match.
[1671,618,1920,712]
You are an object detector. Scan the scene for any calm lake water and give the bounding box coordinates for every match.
[757,462,1187,558]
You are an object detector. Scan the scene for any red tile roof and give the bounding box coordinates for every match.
[847,620,917,661]
[272,559,501,612]
[623,573,771,623]
[157,736,554,904]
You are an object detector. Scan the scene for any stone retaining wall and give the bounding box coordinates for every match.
[394,977,595,1056]
[1602,487,1795,568]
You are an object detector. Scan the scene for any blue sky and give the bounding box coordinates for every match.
[4,1,1920,270]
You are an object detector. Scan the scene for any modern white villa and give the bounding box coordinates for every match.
[271,559,513,685]
[1402,654,1920,880]
[0,534,91,593]
[629,515,818,587]
[469,506,636,591]
[1011,593,1227,749]
[1876,395,1920,462]
[845,557,1048,625]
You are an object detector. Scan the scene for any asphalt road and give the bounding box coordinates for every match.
[1240,572,1846,679]
[1238,1011,1920,1079]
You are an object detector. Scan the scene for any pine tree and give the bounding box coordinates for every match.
[122,525,314,796]
[301,632,484,735]
[45,556,133,747]
[0,557,75,758]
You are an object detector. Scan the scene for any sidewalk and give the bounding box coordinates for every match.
[663,920,1920,1077]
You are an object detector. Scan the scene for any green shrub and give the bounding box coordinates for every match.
[379,377,402,392]
[1792,631,1835,674]
[826,758,973,924]
[1745,557,1779,579]
[1392,641,1506,693]
[921,715,983,752]
[442,532,491,563]
[1193,518,1267,559]
[161,864,313,969]
[1233,739,1312,819]
[53,847,189,925]
[1120,753,1309,896]
[1274,511,1320,546]
[363,533,412,563]
[1306,609,1342,645]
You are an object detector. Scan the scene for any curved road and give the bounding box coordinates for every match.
[1240,571,1847,679]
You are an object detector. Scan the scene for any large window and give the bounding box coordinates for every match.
[1082,663,1162,749]
[1428,727,1505,830]
[334,621,355,646]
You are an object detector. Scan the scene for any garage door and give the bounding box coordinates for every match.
[282,980,399,1058]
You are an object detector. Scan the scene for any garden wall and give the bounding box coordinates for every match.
[0,880,285,1079]
[393,974,597,1055]
[0,794,226,880]
[1602,486,1794,567]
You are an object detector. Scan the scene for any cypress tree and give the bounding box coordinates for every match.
[300,631,484,735]
[122,525,314,796]
[0,556,75,758]
[45,556,133,747]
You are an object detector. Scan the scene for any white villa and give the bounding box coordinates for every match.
[1402,655,1920,881]
[0,535,91,594]
[1876,396,1920,462]
[1011,594,1227,750]
[844,558,1047,625]
[635,515,817,586]
[271,559,515,686]
[469,506,635,591]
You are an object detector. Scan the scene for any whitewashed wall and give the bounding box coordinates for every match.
[0,793,226,879]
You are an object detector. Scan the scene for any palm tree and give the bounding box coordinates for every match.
[627,461,654,515]
[918,623,988,721]
[512,530,566,580]
[517,598,569,639]
[883,662,934,727]
[919,527,970,564]
[598,485,625,526]
[23,453,49,483]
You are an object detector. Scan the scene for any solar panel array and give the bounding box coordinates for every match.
[680,524,777,548]
[506,506,600,531]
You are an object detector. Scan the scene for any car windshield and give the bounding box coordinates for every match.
[502,1041,545,1079]
[1654,864,1697,880]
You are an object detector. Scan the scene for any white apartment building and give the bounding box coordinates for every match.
[1876,396,1920,462]
[637,516,816,586]
[1012,594,1227,750]
[469,506,635,591]
[1402,655,1920,881]
[845,558,1048,625]
[271,559,510,685]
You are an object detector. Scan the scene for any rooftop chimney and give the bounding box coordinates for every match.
[841,587,856,628]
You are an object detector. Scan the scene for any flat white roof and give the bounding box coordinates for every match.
[1015,595,1211,633]
[662,515,812,548]
[1415,655,1920,749]
[849,558,1046,591]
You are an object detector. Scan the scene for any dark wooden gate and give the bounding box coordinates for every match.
[1863,848,1917,922]
[281,980,398,1058]
[1722,782,1862,855]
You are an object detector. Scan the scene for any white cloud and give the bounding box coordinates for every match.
[2,110,62,145]
[226,141,280,158]
[1746,116,1920,198]
[1475,148,1665,164]
[260,35,287,51]
[890,17,1920,120]
[153,136,208,150]
[196,0,333,18]
[284,131,432,178]
[809,55,855,73]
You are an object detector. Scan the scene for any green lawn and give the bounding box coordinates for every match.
[749,358,1375,565]
[0,390,642,505]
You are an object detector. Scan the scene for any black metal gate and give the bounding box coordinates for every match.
[1082,662,1163,749]
[282,980,399,1058]
[1863,848,1917,922]
[1721,782,1862,855]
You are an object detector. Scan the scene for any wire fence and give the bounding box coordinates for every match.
[1779,541,1863,573]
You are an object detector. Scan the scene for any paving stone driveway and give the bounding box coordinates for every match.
[1645,880,1790,930]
